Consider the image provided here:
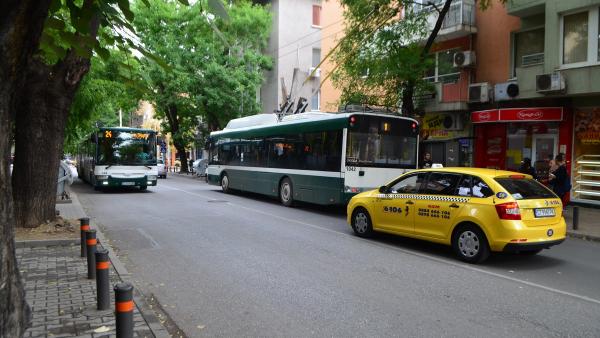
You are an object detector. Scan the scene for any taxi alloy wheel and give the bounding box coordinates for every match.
[453,225,490,263]
[352,208,373,238]
[221,173,230,193]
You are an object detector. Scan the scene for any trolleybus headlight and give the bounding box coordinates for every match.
[344,186,362,193]
[96,175,109,180]
[147,175,157,180]
[102,181,109,185]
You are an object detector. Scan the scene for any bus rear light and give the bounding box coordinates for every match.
[495,202,521,220]
[349,116,357,126]
[96,175,109,180]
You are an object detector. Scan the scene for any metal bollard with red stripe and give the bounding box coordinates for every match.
[95,248,110,310]
[85,230,97,279]
[79,217,90,257]
[114,282,134,338]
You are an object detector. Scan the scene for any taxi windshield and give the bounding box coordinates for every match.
[495,178,556,200]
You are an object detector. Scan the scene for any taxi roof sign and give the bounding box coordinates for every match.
[432,163,444,168]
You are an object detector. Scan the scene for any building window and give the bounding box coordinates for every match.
[514,28,545,69]
[563,11,589,64]
[312,48,321,67]
[311,90,320,111]
[560,8,600,66]
[312,5,321,27]
[424,48,461,84]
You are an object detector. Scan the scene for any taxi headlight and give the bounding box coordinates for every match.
[96,175,109,180]
[147,175,157,180]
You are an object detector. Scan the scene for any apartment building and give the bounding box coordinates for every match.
[470,0,600,205]
[260,0,326,114]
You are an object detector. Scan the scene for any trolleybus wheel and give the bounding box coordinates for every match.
[140,186,147,191]
[279,178,294,207]
[221,173,230,193]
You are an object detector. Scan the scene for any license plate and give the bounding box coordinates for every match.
[121,182,135,186]
[534,208,555,218]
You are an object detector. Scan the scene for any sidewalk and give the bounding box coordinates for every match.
[16,191,169,338]
[563,205,600,241]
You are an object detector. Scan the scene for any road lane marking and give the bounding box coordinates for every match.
[160,183,600,306]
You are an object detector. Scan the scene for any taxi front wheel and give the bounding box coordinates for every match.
[452,224,490,264]
[351,208,373,238]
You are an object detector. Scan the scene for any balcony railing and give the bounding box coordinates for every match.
[414,0,477,33]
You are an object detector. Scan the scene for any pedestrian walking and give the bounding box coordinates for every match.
[549,153,571,209]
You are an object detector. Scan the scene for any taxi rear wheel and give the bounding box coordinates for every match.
[452,224,490,264]
[351,208,373,238]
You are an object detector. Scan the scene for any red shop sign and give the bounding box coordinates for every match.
[471,107,563,123]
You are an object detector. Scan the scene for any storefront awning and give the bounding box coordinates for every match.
[471,107,563,123]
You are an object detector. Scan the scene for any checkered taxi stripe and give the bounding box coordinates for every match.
[377,194,470,203]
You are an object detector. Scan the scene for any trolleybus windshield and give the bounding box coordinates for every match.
[97,130,157,166]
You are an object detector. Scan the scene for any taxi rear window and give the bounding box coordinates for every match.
[495,178,556,200]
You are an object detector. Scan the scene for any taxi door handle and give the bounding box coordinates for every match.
[449,203,460,208]
[406,201,414,205]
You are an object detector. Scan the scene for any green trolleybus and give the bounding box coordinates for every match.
[207,112,419,206]
[77,127,158,190]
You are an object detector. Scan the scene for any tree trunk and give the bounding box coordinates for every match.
[12,55,92,228]
[401,0,453,116]
[1,0,52,335]
[163,103,189,173]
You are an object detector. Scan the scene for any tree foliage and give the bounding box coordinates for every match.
[133,0,271,170]
[330,0,507,114]
[64,50,144,154]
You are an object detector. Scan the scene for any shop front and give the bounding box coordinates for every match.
[572,107,600,205]
[419,112,472,168]
[472,107,573,184]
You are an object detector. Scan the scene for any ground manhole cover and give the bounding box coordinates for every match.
[207,199,228,203]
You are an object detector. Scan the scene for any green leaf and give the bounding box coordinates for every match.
[95,45,111,60]
[177,0,190,6]
[207,0,229,21]
[141,0,151,7]
[117,0,135,21]
[45,17,66,31]
[138,47,171,70]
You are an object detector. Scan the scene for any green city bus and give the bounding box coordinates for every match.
[77,127,158,190]
[207,112,420,206]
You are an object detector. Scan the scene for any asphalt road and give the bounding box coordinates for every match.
[74,175,600,337]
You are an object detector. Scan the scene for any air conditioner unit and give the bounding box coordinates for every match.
[468,82,490,103]
[494,80,519,101]
[308,67,321,78]
[441,113,464,130]
[536,73,565,93]
[453,51,476,68]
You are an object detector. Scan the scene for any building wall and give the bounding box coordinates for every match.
[320,0,344,112]
[474,1,521,84]
[260,0,323,114]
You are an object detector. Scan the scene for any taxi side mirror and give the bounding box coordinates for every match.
[378,185,387,193]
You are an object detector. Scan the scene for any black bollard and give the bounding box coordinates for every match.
[573,206,579,230]
[85,230,97,279]
[95,248,110,310]
[79,217,90,257]
[114,282,134,338]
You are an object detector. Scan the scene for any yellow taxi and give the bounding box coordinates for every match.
[347,167,566,263]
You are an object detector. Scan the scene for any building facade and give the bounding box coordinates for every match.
[260,0,326,114]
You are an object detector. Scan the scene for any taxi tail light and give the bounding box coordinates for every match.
[495,202,521,220]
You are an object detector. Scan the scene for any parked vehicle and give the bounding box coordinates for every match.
[157,159,167,178]
[347,167,566,263]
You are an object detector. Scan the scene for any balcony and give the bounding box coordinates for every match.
[506,0,545,17]
[417,0,477,40]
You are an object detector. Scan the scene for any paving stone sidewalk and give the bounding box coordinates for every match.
[17,243,155,338]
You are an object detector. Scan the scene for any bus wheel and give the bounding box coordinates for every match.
[279,178,294,207]
[351,208,373,238]
[221,173,230,193]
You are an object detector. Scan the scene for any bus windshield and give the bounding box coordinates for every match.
[346,116,418,169]
[97,130,156,166]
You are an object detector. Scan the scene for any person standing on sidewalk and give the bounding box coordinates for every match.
[549,153,570,209]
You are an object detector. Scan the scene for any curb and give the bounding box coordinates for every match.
[16,239,78,248]
[566,231,600,243]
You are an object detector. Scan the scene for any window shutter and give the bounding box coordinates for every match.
[312,5,321,26]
